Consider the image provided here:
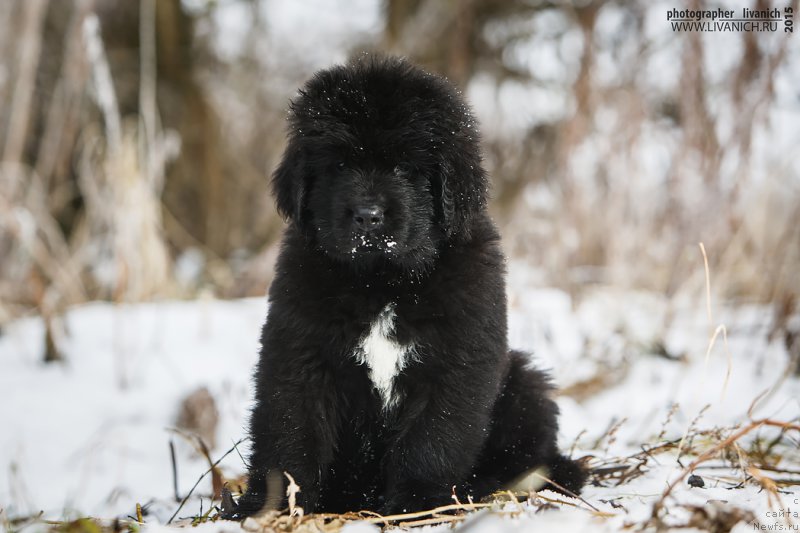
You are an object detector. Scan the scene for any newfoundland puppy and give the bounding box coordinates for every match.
[230,56,585,518]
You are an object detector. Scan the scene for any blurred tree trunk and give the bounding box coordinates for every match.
[96,0,233,256]
[2,0,49,165]
[385,0,473,85]
[678,0,720,182]
[384,0,526,86]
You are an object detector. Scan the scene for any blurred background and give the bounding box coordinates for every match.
[2,0,800,525]
[1,0,798,329]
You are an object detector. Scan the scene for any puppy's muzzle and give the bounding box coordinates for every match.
[351,205,385,232]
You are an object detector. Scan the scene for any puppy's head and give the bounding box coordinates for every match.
[272,56,488,271]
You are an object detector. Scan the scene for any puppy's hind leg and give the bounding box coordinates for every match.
[469,350,586,499]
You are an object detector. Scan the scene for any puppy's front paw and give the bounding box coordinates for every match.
[380,485,452,516]
[220,489,267,521]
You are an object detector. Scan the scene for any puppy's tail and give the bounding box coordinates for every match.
[545,453,588,496]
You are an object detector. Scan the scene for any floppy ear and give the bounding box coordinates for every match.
[434,153,488,239]
[271,142,306,223]
[432,163,456,234]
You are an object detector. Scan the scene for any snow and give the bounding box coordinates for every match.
[0,298,266,522]
[1,264,797,531]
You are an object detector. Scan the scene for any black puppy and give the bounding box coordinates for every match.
[231,56,585,517]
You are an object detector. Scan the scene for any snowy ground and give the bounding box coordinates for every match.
[1,262,798,532]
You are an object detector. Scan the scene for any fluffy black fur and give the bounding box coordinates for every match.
[230,56,585,518]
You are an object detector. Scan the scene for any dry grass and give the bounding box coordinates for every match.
[71,415,796,532]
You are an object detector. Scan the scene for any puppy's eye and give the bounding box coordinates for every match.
[394,164,410,176]
[337,161,346,171]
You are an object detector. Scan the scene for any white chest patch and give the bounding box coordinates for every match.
[355,303,414,410]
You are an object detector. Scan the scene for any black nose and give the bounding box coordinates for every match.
[352,205,384,231]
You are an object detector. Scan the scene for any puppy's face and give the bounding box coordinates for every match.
[272,57,488,273]
[306,159,438,267]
